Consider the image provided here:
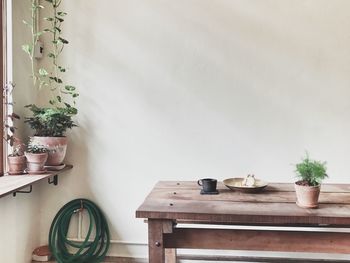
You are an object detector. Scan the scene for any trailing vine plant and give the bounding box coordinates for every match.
[23,0,78,137]
[3,83,24,155]
[39,0,79,109]
[22,0,42,86]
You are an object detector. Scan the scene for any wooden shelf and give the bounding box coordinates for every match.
[0,164,73,198]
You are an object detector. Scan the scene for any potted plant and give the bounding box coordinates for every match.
[25,104,76,166]
[4,82,26,175]
[294,153,328,208]
[25,140,48,174]
[23,0,78,167]
[8,144,26,175]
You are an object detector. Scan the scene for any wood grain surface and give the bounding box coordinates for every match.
[0,165,73,198]
[164,228,350,253]
[136,181,350,226]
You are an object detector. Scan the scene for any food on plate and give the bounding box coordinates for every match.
[241,174,256,187]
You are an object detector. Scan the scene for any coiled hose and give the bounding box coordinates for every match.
[49,199,110,263]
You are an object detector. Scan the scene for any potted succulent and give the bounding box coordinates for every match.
[25,140,48,174]
[294,153,328,208]
[8,144,26,175]
[23,0,78,167]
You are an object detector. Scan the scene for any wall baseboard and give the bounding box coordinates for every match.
[102,255,350,263]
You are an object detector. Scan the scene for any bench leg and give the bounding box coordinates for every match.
[148,219,174,263]
[165,248,177,263]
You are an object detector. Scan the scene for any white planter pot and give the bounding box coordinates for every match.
[25,152,48,172]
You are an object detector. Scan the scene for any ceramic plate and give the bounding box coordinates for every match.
[223,178,268,193]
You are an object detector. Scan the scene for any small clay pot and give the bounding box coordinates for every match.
[8,155,26,175]
[295,182,321,208]
[25,152,48,172]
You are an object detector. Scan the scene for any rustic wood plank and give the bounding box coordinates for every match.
[155,181,350,193]
[0,165,73,198]
[164,228,350,254]
[137,198,350,226]
[148,189,350,204]
[148,219,169,263]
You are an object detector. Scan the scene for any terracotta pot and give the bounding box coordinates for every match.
[31,136,68,166]
[8,155,26,175]
[25,152,48,172]
[294,182,321,208]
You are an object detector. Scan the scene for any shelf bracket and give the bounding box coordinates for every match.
[48,175,58,186]
[13,185,33,197]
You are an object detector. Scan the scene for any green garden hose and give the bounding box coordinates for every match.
[49,199,110,263]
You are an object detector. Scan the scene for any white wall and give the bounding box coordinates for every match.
[9,0,350,260]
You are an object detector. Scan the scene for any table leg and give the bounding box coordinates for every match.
[165,248,177,263]
[148,219,174,263]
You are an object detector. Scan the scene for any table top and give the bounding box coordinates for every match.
[136,181,350,226]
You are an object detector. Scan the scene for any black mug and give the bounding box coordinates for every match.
[197,178,217,193]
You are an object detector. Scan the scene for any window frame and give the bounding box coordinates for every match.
[0,0,5,176]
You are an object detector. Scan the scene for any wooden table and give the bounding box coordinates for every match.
[136,181,350,263]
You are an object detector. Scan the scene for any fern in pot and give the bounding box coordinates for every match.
[23,0,78,167]
[294,153,328,208]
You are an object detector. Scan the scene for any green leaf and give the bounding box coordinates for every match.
[66,87,75,92]
[58,66,66,72]
[43,29,54,33]
[38,68,48,76]
[65,85,76,91]
[69,107,78,115]
[58,37,69,44]
[22,44,32,55]
[54,26,61,33]
[49,77,62,83]
[56,17,64,23]
[57,96,62,102]
[72,93,79,98]
[34,32,44,37]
